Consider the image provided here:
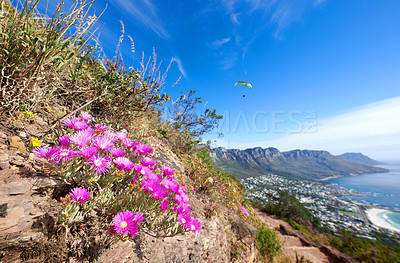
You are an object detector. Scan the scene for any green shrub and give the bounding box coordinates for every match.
[255,226,281,262]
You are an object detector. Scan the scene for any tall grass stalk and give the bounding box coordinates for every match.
[0,0,101,114]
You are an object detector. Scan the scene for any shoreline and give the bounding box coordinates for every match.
[319,175,344,181]
[365,208,400,233]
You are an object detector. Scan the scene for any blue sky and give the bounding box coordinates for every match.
[37,0,400,160]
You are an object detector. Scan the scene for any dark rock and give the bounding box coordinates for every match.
[231,219,257,246]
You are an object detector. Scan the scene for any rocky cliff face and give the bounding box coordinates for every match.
[211,147,388,180]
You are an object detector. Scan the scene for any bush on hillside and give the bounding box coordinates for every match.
[255,226,281,262]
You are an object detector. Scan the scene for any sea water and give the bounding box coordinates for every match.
[327,164,400,228]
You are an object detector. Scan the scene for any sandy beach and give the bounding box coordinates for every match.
[366,208,400,233]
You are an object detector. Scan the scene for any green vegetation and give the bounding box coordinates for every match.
[255,226,281,262]
[257,192,400,263]
[262,191,312,221]
[329,231,400,263]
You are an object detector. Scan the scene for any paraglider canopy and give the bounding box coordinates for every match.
[234,81,252,89]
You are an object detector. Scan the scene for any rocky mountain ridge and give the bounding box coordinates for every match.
[211,147,388,180]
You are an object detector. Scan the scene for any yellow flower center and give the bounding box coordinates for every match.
[191,225,195,231]
[60,152,68,156]
[149,187,153,191]
[77,196,83,202]
[182,218,186,224]
[121,221,128,228]
[94,159,102,167]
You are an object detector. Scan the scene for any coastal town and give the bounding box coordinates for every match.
[241,173,400,239]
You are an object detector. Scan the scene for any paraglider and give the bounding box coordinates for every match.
[234,81,252,89]
[234,81,252,97]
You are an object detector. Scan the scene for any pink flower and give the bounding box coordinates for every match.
[94,122,108,133]
[240,206,249,218]
[109,147,125,157]
[62,117,88,130]
[134,164,153,177]
[178,187,188,195]
[78,146,98,159]
[113,157,134,171]
[174,193,190,204]
[92,136,114,151]
[89,154,112,174]
[70,129,93,147]
[104,131,118,142]
[161,166,175,176]
[161,177,180,192]
[80,111,92,121]
[187,218,201,232]
[141,179,161,193]
[131,177,138,183]
[58,136,70,147]
[151,187,169,200]
[134,143,153,155]
[122,138,136,148]
[116,131,128,141]
[56,147,75,162]
[69,187,91,203]
[133,212,144,223]
[133,164,143,173]
[109,225,117,235]
[141,157,155,166]
[128,224,139,237]
[147,172,162,181]
[177,214,191,227]
[176,204,191,215]
[113,211,136,235]
[34,146,58,159]
[161,199,168,211]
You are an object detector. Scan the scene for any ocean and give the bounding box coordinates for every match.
[327,164,400,229]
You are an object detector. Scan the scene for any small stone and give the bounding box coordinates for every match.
[8,136,27,154]
[19,132,27,138]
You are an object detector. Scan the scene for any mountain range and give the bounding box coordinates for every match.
[210,147,388,180]
[335,152,384,166]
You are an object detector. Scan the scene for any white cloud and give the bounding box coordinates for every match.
[112,0,169,39]
[210,37,231,49]
[172,57,187,78]
[211,97,400,161]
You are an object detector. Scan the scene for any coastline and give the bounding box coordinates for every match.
[319,175,344,181]
[366,208,400,233]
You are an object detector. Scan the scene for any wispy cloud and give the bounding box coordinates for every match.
[172,57,187,78]
[221,0,327,41]
[211,97,400,161]
[206,0,326,69]
[112,0,169,39]
[210,37,231,49]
